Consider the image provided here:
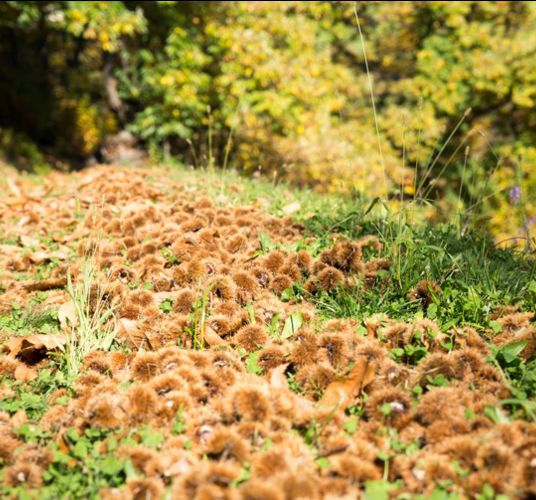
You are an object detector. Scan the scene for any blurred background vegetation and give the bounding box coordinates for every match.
[0,1,534,247]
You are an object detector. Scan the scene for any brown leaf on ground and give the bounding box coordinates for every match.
[116,318,148,349]
[20,235,40,248]
[270,362,290,389]
[116,317,139,341]
[57,435,70,455]
[203,326,225,346]
[317,355,377,411]
[58,300,77,330]
[64,227,91,242]
[78,171,103,189]
[22,277,67,292]
[2,197,28,208]
[14,363,38,381]
[7,177,22,197]
[56,435,78,467]
[153,291,175,305]
[29,246,70,264]
[4,333,67,365]
[282,201,301,215]
[270,362,315,421]
[0,244,22,257]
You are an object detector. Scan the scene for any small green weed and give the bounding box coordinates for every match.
[0,367,71,420]
[161,246,179,265]
[0,299,60,336]
[172,404,187,435]
[185,283,214,349]
[245,350,263,375]
[159,298,174,313]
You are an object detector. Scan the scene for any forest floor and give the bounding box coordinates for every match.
[0,163,535,499]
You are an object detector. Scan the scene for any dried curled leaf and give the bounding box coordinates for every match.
[270,362,315,421]
[203,326,225,346]
[58,300,77,330]
[0,244,22,257]
[23,277,67,292]
[29,247,70,264]
[4,333,67,365]
[318,355,377,411]
[20,235,40,248]
[270,362,290,390]
[116,318,143,348]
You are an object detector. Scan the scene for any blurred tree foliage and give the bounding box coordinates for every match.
[0,1,534,242]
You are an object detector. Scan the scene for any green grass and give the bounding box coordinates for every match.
[163,162,536,416]
[160,160,361,223]
[0,162,535,498]
[0,294,61,337]
[169,162,535,327]
[0,366,71,420]
[63,261,117,377]
[312,223,535,327]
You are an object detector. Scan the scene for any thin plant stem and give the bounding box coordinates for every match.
[416,108,471,198]
[353,3,386,191]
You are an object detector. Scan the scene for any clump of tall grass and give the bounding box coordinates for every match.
[63,260,116,377]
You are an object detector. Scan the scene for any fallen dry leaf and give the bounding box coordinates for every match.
[7,177,22,197]
[58,300,78,330]
[30,248,70,264]
[270,363,315,421]
[282,201,301,215]
[116,318,155,350]
[38,290,71,309]
[154,291,175,305]
[4,333,67,365]
[20,234,40,248]
[203,326,225,346]
[294,393,315,419]
[270,362,290,390]
[22,277,67,292]
[2,197,28,208]
[17,215,32,227]
[318,355,377,411]
[56,435,78,467]
[78,171,108,189]
[0,244,22,257]
[30,251,53,264]
[65,227,91,242]
[14,363,38,381]
[57,435,71,455]
[116,318,143,347]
